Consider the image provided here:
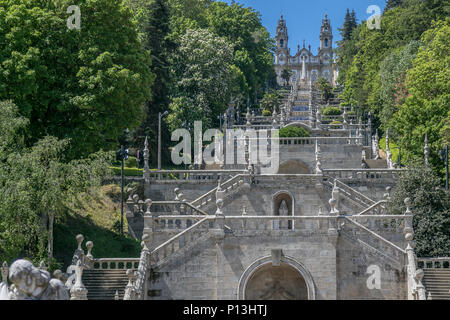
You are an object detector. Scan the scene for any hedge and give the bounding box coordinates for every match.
[321,106,341,116]
[110,167,143,176]
[279,126,310,138]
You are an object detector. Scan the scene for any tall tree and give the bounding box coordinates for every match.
[168,29,233,132]
[133,0,175,166]
[385,0,404,12]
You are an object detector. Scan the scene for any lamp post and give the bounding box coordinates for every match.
[440,145,449,190]
[398,145,402,169]
[118,144,129,236]
[158,111,169,170]
[217,114,224,132]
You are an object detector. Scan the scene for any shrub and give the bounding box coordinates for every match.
[321,106,342,116]
[110,167,143,176]
[262,109,272,117]
[330,121,342,125]
[279,126,310,138]
[124,156,138,168]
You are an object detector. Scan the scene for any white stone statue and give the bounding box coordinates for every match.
[7,259,69,300]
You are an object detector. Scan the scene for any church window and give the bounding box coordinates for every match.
[280,39,284,48]
[324,38,328,47]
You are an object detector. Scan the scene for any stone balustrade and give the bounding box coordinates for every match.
[92,258,140,270]
[339,217,406,269]
[348,214,411,234]
[323,177,376,207]
[255,174,321,186]
[278,137,363,145]
[151,217,214,266]
[324,169,403,182]
[148,170,244,182]
[417,258,450,269]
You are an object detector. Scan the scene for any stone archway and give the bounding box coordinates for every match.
[238,255,315,300]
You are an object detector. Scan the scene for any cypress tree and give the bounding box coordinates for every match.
[134,0,175,166]
[385,0,404,12]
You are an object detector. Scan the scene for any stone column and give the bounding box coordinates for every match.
[143,137,151,198]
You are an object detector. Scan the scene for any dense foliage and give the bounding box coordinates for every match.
[0,101,112,265]
[336,0,449,171]
[0,0,154,159]
[389,161,450,257]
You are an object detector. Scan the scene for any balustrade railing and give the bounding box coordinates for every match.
[92,258,140,270]
[417,258,450,269]
[356,201,388,215]
[339,217,406,268]
[348,214,410,235]
[324,169,403,182]
[148,170,244,182]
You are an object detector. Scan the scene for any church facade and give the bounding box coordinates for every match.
[274,14,337,86]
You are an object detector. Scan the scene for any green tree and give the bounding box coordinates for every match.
[281,68,292,86]
[167,29,233,132]
[0,0,154,159]
[393,20,450,170]
[260,90,283,113]
[388,161,450,257]
[133,0,176,166]
[316,77,334,104]
[0,101,112,264]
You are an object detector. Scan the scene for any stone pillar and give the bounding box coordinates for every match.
[301,55,306,82]
[70,260,88,300]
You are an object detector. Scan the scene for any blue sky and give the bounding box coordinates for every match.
[224,0,387,55]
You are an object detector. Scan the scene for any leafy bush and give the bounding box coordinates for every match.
[279,126,310,138]
[125,156,138,168]
[330,121,342,125]
[321,106,342,116]
[262,109,272,117]
[110,167,143,176]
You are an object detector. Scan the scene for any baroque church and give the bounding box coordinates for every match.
[274,14,338,86]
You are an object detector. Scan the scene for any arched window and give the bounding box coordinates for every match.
[280,39,284,48]
[324,38,328,47]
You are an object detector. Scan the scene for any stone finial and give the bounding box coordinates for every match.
[115,290,120,300]
[215,198,224,216]
[251,110,255,122]
[404,198,412,214]
[315,140,323,175]
[141,233,150,251]
[427,291,432,300]
[374,129,380,160]
[272,109,278,128]
[1,261,8,284]
[145,199,152,215]
[86,241,94,259]
[76,234,84,251]
[424,133,430,169]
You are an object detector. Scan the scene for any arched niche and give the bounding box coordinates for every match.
[238,255,316,300]
[272,190,294,229]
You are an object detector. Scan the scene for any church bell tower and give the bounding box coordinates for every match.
[319,14,333,81]
[275,15,289,66]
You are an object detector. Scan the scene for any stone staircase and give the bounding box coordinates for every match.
[423,269,450,300]
[82,269,129,300]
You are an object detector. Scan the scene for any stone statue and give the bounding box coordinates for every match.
[8,259,69,300]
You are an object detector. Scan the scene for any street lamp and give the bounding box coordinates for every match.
[439,145,449,190]
[397,145,402,169]
[117,140,129,236]
[217,114,224,132]
[158,111,169,170]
